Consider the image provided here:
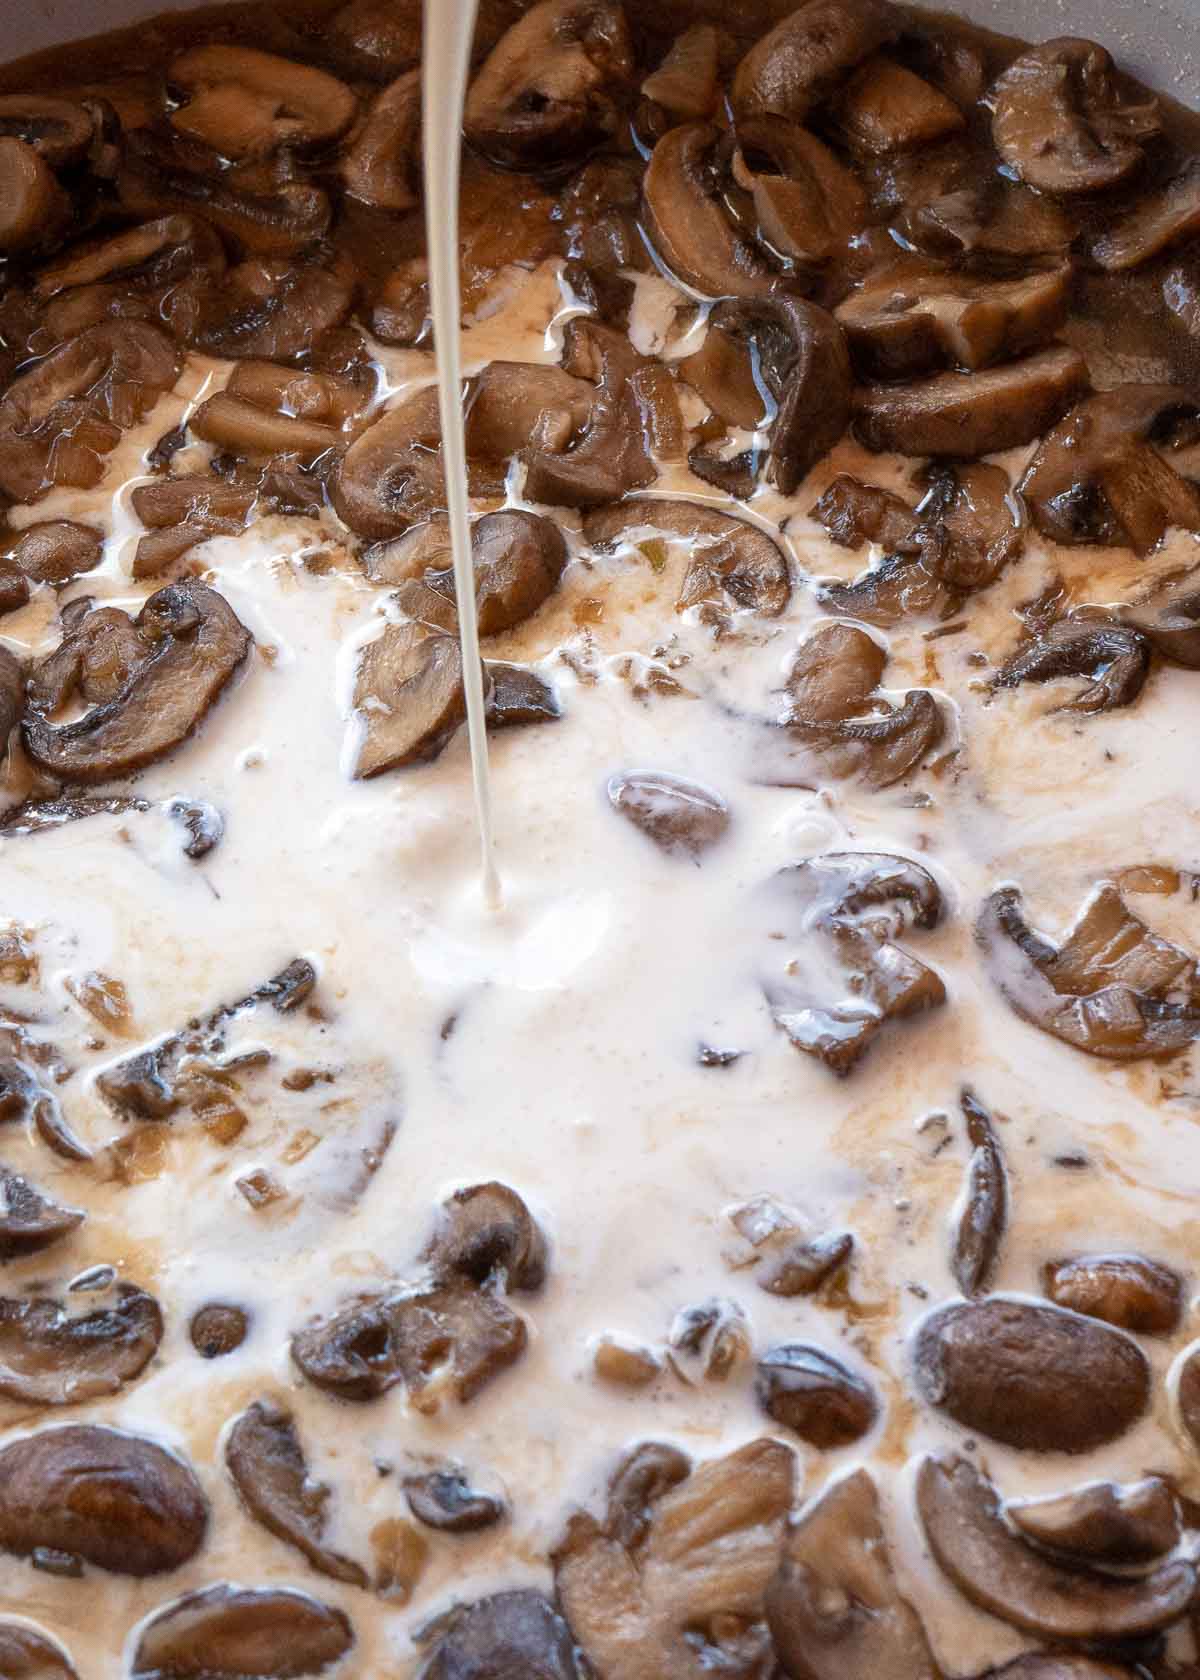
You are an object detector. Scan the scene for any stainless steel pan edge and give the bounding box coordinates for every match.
[5,0,1197,104]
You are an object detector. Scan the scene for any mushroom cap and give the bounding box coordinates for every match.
[854,348,1090,458]
[132,1585,354,1679]
[167,45,357,159]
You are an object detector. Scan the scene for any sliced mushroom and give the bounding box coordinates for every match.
[0,1425,207,1576]
[0,139,67,255]
[765,1469,939,1680]
[226,1399,367,1586]
[916,1456,1194,1641]
[760,852,946,1074]
[785,622,886,723]
[195,251,354,362]
[132,477,257,532]
[5,523,102,586]
[995,618,1152,713]
[642,124,776,300]
[1007,1477,1180,1567]
[486,663,561,729]
[292,1281,526,1406]
[836,58,964,156]
[418,1591,581,1680]
[132,1585,353,1680]
[1094,159,1200,271]
[756,1342,878,1447]
[811,474,922,553]
[0,648,23,749]
[728,115,867,269]
[24,583,251,785]
[836,260,1071,379]
[329,0,420,80]
[951,1088,1008,1299]
[0,1282,162,1406]
[912,1297,1151,1452]
[190,393,339,465]
[584,499,791,619]
[350,621,467,778]
[555,1438,795,1680]
[36,215,226,346]
[0,95,94,167]
[642,26,720,121]
[607,772,730,859]
[0,1622,77,1680]
[464,0,634,172]
[167,46,356,160]
[0,1167,84,1260]
[977,882,1200,1061]
[1043,1253,1183,1335]
[1122,572,1200,668]
[423,1182,547,1293]
[733,0,901,122]
[404,1470,506,1534]
[1018,387,1200,556]
[853,347,1090,458]
[604,1442,692,1551]
[425,512,567,637]
[341,70,420,210]
[990,39,1161,197]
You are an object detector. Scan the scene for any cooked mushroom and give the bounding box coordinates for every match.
[912,1297,1151,1452]
[190,1303,249,1359]
[0,1622,77,1680]
[854,347,1090,458]
[995,617,1152,713]
[423,1182,547,1292]
[916,1456,1194,1640]
[584,499,791,619]
[642,124,776,300]
[836,57,964,156]
[555,1438,795,1680]
[990,39,1161,196]
[0,95,94,167]
[811,474,923,553]
[0,139,67,255]
[642,25,719,120]
[669,1296,750,1382]
[486,663,561,729]
[350,621,467,778]
[607,772,730,858]
[760,852,946,1074]
[167,46,357,160]
[341,70,420,210]
[786,622,887,722]
[418,1591,581,1680]
[0,1166,84,1260]
[603,1442,692,1551]
[0,1282,162,1406]
[756,1342,878,1447]
[226,1400,367,1586]
[36,215,227,346]
[195,250,355,362]
[132,1585,354,1680]
[367,260,429,345]
[190,393,340,465]
[1043,1253,1183,1334]
[0,1425,207,1577]
[0,321,181,505]
[1019,387,1200,555]
[1093,159,1200,270]
[977,882,1200,1061]
[981,1660,1137,1679]
[5,523,102,586]
[464,0,632,171]
[765,1469,939,1680]
[1007,1476,1180,1566]
[404,1469,506,1534]
[0,648,23,750]
[425,512,566,637]
[952,1088,1008,1298]
[329,0,420,80]
[24,583,252,785]
[1165,264,1200,339]
[728,115,867,269]
[292,1281,526,1406]
[1122,572,1200,667]
[836,260,1071,379]
[733,0,901,122]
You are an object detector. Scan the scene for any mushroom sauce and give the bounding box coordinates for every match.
[0,2,1198,1678]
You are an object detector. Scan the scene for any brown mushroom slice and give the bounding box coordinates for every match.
[977,883,1200,1061]
[811,474,922,553]
[991,39,1161,197]
[6,523,102,586]
[604,1443,692,1551]
[132,478,257,532]
[0,139,67,255]
[419,1591,581,1680]
[132,1585,353,1680]
[426,511,566,637]
[555,1438,795,1680]
[608,772,730,859]
[642,26,720,121]
[854,347,1090,458]
[292,1281,526,1406]
[733,0,901,122]
[995,618,1151,714]
[1043,1254,1183,1335]
[836,58,964,156]
[952,1088,1008,1299]
[423,1182,547,1293]
[0,1166,84,1260]
[0,1622,77,1680]
[0,96,93,168]
[0,321,181,505]
[0,1425,207,1577]
[190,393,339,465]
[785,622,886,723]
[778,688,945,789]
[1007,1477,1180,1567]
[836,261,1071,379]
[916,1456,1194,1641]
[404,1470,505,1535]
[1018,387,1200,555]
[24,583,252,786]
[0,1282,162,1406]
[1122,573,1200,668]
[642,124,777,300]
[756,1342,878,1447]
[167,46,356,160]
[225,1400,368,1587]
[350,621,467,778]
[584,499,791,620]
[1093,159,1200,271]
[342,70,420,210]
[731,115,867,268]
[486,663,561,730]
[913,1297,1150,1453]
[765,1469,938,1680]
[196,250,354,362]
[464,0,634,172]
[677,321,769,432]
[329,0,420,80]
[1165,264,1200,339]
